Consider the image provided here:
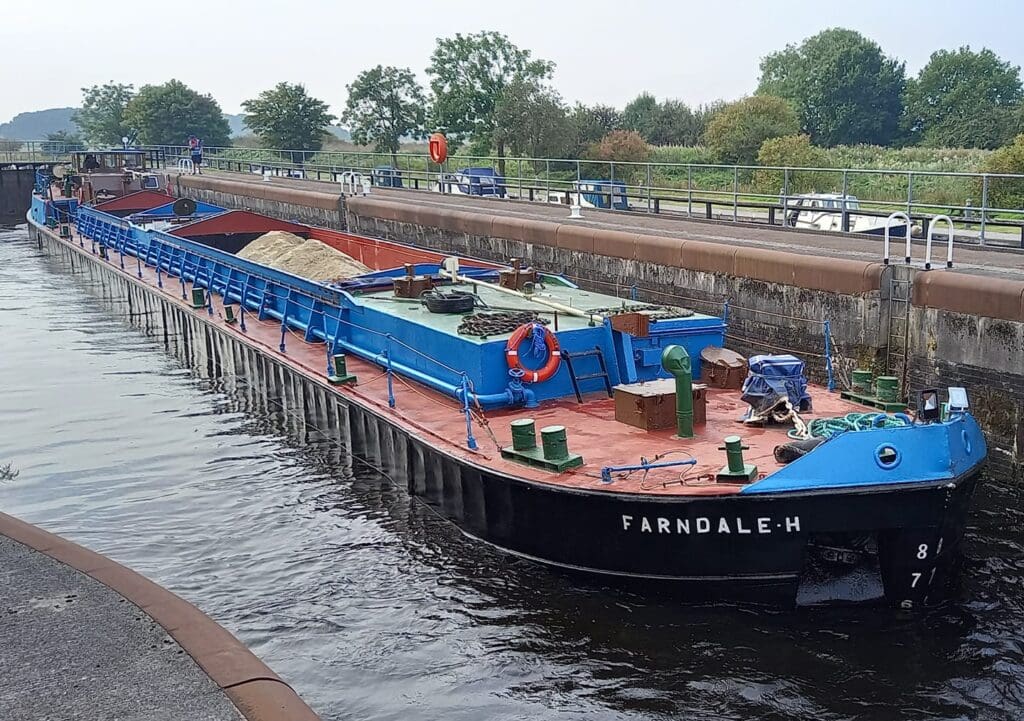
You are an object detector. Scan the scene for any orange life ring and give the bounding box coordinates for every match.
[505,323,561,383]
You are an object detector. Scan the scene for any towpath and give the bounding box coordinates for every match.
[0,512,319,721]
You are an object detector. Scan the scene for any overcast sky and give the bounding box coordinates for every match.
[2,0,1022,122]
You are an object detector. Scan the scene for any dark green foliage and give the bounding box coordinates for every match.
[704,95,800,164]
[567,104,621,156]
[342,66,426,163]
[758,28,905,147]
[124,80,231,146]
[242,83,335,152]
[905,47,1023,149]
[494,79,572,159]
[426,31,553,164]
[74,83,134,146]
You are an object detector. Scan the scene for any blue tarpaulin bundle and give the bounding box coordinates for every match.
[740,354,812,417]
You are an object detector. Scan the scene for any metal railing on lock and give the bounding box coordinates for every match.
[133,142,1024,249]
[75,214,489,450]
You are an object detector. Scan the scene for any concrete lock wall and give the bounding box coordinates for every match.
[178,176,1024,480]
[1,168,38,224]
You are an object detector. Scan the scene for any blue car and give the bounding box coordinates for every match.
[438,167,506,197]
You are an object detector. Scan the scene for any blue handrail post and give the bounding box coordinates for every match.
[239,304,246,332]
[206,272,214,316]
[156,262,162,288]
[384,337,396,408]
[722,299,730,326]
[180,270,187,299]
[136,252,143,279]
[461,374,479,451]
[118,239,125,270]
[824,319,835,392]
[279,317,287,353]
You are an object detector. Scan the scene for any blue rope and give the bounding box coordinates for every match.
[529,322,546,356]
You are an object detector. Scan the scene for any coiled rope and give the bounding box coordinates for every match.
[788,412,913,440]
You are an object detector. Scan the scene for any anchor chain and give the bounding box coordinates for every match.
[457,311,549,337]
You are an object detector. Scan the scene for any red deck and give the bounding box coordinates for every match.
[58,222,873,498]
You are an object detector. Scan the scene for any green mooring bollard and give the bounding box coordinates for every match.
[511,418,537,451]
[717,435,758,483]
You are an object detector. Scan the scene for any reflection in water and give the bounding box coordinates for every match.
[2,226,1023,721]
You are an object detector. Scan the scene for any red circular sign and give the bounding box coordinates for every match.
[428,133,448,164]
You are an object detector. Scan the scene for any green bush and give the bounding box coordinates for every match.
[982,134,1024,211]
[754,134,832,194]
[703,95,799,164]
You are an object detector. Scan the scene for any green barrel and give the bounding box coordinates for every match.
[875,376,899,402]
[511,419,537,451]
[851,369,873,394]
[540,425,568,460]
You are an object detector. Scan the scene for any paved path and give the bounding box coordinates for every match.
[191,170,1024,280]
[0,514,319,721]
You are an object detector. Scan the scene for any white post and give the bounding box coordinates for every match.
[925,215,955,270]
[883,211,911,265]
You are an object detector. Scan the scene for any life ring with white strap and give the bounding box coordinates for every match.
[505,322,561,383]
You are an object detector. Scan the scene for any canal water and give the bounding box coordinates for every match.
[2,225,1023,721]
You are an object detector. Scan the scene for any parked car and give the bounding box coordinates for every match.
[372,165,403,188]
[435,167,506,197]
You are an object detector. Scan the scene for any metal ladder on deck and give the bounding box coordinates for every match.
[885,262,913,396]
[882,212,956,398]
[562,346,613,403]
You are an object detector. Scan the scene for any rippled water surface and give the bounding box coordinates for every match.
[2,226,1024,721]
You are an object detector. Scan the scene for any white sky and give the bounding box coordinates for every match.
[2,0,1021,122]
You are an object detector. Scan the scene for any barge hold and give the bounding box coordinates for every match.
[25,171,986,608]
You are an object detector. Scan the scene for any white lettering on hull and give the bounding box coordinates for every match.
[621,514,801,536]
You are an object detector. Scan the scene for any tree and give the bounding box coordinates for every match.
[981,134,1024,210]
[74,82,134,146]
[242,82,335,152]
[123,79,231,147]
[583,129,650,182]
[426,31,553,172]
[904,47,1023,149]
[703,95,800,164]
[622,93,660,141]
[754,134,832,194]
[567,104,621,156]
[758,28,905,147]
[651,100,702,146]
[342,66,426,165]
[493,78,572,160]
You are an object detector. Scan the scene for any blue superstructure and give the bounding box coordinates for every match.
[56,197,725,410]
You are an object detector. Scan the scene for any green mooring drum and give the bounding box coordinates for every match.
[510,418,537,451]
[851,369,873,394]
[540,425,569,461]
[875,375,899,402]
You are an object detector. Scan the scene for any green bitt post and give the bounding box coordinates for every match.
[661,344,694,439]
[716,435,758,483]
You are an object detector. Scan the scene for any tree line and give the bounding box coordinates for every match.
[62,27,1024,175]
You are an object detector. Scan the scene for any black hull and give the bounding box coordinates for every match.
[28,220,982,608]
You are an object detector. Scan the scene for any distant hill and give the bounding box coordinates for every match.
[0,108,77,140]
[3,106,351,144]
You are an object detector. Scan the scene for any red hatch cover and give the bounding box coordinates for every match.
[93,190,177,213]
[169,210,310,238]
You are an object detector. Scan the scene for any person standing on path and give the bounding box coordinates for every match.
[188,135,203,175]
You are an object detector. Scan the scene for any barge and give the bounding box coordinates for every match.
[24,167,986,607]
